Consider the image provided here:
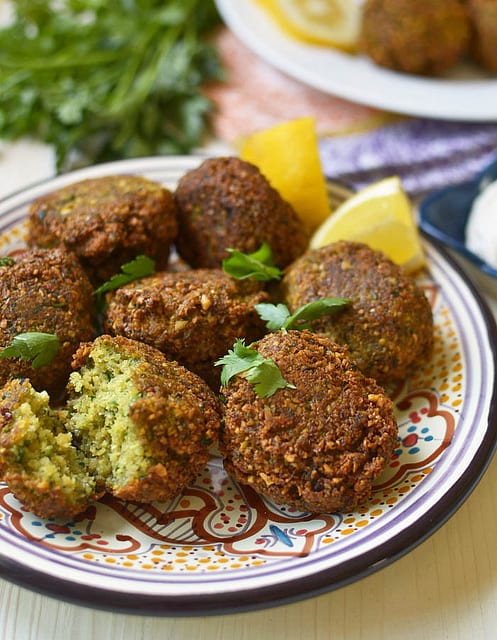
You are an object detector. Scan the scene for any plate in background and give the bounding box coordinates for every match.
[215,0,497,121]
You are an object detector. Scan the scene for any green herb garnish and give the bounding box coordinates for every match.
[94,255,156,297]
[222,243,283,282]
[215,338,295,398]
[0,332,59,368]
[0,257,15,267]
[255,298,350,332]
[0,0,223,170]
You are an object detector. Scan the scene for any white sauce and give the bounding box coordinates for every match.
[465,179,497,269]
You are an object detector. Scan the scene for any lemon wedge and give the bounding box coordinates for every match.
[310,176,426,273]
[240,116,331,231]
[255,0,362,51]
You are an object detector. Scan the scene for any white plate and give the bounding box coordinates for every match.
[215,0,497,121]
[0,156,496,615]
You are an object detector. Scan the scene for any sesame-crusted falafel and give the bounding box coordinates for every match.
[0,335,221,518]
[27,174,178,285]
[174,157,309,269]
[220,330,398,514]
[103,268,269,388]
[360,0,471,75]
[0,248,95,398]
[281,241,434,384]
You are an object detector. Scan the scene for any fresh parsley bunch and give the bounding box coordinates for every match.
[0,0,223,169]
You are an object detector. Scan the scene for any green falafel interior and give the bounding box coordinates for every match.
[66,340,151,491]
[0,335,221,519]
[0,380,97,516]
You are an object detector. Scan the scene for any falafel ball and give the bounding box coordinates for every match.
[220,330,398,514]
[0,335,221,518]
[0,378,101,519]
[360,0,471,75]
[467,0,497,72]
[103,269,269,388]
[27,174,178,285]
[281,241,433,384]
[0,248,95,398]
[174,157,309,269]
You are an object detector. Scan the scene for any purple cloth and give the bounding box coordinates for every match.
[319,118,497,197]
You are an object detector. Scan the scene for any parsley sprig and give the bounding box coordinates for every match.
[93,254,155,313]
[0,332,59,369]
[222,243,283,282]
[0,0,223,169]
[255,298,350,332]
[215,339,295,398]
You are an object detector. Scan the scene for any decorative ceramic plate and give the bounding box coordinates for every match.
[0,157,496,616]
[214,0,497,122]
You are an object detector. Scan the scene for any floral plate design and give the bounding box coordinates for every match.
[0,157,496,616]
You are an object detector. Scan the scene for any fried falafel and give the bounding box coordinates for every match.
[174,157,309,269]
[0,335,221,518]
[27,174,178,285]
[103,268,269,388]
[360,0,471,75]
[0,248,95,398]
[281,241,433,384]
[467,0,497,72]
[220,330,398,513]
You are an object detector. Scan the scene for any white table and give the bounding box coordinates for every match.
[1,141,497,640]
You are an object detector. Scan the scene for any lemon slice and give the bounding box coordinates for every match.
[240,116,330,231]
[255,0,362,51]
[310,176,426,273]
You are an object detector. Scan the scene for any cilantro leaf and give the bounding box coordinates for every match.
[255,298,351,332]
[222,243,283,282]
[243,358,295,397]
[215,338,295,397]
[254,303,292,331]
[0,1,223,170]
[94,255,156,297]
[0,332,59,369]
[0,257,15,267]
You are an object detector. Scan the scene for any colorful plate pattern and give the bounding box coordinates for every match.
[0,157,496,615]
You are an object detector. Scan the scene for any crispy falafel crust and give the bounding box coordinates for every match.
[27,174,178,284]
[174,157,309,269]
[0,248,95,397]
[103,268,269,388]
[220,330,398,514]
[467,0,497,72]
[281,241,434,384]
[360,0,471,75]
[69,335,221,504]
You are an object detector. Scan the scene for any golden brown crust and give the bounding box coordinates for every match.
[467,0,497,71]
[174,157,309,269]
[281,241,434,384]
[103,268,268,388]
[220,330,398,513]
[27,175,178,284]
[0,248,95,397]
[71,335,221,503]
[360,0,471,75]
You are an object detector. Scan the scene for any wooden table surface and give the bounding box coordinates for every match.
[0,143,496,640]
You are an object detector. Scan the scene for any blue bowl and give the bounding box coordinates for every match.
[419,158,497,280]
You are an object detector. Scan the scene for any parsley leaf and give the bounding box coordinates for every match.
[93,255,156,297]
[0,332,59,369]
[0,1,223,170]
[222,243,283,282]
[215,338,295,397]
[255,298,350,332]
[0,257,15,267]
